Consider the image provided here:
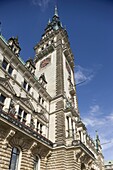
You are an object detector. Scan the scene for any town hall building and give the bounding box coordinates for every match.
[0,7,104,170]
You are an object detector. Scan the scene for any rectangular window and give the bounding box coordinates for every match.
[31,118,34,129]
[2,59,8,70]
[0,94,6,103]
[23,111,27,122]
[18,108,22,116]
[42,99,44,105]
[40,124,42,134]
[38,96,41,103]
[9,147,20,170]
[23,80,27,89]
[18,108,22,121]
[36,121,39,131]
[27,84,31,92]
[8,65,13,75]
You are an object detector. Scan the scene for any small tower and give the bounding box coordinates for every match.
[8,36,21,56]
[25,58,36,74]
[95,131,105,169]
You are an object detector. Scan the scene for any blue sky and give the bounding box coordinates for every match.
[0,0,113,161]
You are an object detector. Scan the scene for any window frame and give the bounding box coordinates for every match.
[8,65,13,75]
[2,59,8,70]
[33,155,40,170]
[9,147,21,170]
[0,94,6,104]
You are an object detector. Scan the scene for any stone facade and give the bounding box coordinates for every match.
[0,7,105,170]
[105,161,113,170]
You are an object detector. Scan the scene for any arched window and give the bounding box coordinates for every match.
[81,163,86,170]
[34,155,40,170]
[9,147,20,170]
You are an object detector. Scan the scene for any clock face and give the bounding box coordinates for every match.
[40,57,51,68]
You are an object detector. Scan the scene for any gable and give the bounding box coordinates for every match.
[0,77,16,95]
[35,112,48,123]
[19,97,34,111]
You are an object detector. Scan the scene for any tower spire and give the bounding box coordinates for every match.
[54,5,58,17]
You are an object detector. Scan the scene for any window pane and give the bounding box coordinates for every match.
[34,156,39,170]
[27,84,31,92]
[18,108,22,116]
[23,80,27,89]
[18,108,22,121]
[9,147,20,170]
[2,59,8,70]
[23,112,27,119]
[8,65,13,75]
[0,94,6,103]
[23,112,27,123]
[38,96,41,103]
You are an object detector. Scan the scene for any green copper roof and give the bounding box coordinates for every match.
[0,34,8,45]
[44,6,63,33]
[18,56,25,65]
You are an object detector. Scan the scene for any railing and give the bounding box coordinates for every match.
[0,106,53,148]
[72,140,95,158]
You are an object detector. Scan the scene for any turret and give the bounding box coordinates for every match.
[8,36,21,56]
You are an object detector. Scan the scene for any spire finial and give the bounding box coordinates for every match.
[48,18,51,24]
[54,5,58,17]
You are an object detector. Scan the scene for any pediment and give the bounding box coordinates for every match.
[19,97,34,111]
[35,112,48,123]
[0,77,16,95]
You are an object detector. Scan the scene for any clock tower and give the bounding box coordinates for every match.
[34,7,104,170]
[34,6,79,145]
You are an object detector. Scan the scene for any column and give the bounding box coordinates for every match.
[26,113,31,126]
[73,121,76,140]
[69,117,72,137]
[66,116,69,137]
[3,97,11,112]
[42,125,46,137]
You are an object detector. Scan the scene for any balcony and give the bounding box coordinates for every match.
[72,140,95,159]
[0,106,53,148]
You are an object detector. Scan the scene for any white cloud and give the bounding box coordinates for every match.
[75,65,94,85]
[90,105,100,114]
[81,105,113,160]
[83,116,105,127]
[106,112,113,121]
[32,0,51,9]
